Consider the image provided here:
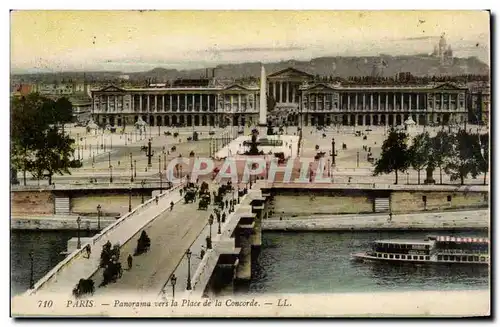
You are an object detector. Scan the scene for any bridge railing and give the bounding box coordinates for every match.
[25,178,186,296]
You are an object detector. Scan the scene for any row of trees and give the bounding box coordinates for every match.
[11,93,80,185]
[374,129,489,185]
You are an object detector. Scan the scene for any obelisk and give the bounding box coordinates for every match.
[258,64,267,135]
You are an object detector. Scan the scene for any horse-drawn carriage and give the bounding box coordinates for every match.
[198,194,210,210]
[184,188,196,203]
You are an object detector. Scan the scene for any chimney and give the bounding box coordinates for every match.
[212,68,215,78]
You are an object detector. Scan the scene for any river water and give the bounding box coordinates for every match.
[10,230,94,296]
[11,230,489,297]
[247,230,489,294]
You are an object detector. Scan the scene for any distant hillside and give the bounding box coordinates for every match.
[11,55,489,84]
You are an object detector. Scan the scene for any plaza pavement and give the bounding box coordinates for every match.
[16,125,489,187]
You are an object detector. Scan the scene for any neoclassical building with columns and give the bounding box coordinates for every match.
[300,82,468,127]
[91,83,261,128]
[91,67,468,128]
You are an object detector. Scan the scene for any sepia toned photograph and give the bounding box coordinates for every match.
[9,10,490,317]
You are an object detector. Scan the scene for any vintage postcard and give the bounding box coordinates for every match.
[10,10,490,317]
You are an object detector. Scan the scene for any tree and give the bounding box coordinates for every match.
[11,94,48,185]
[373,129,411,184]
[476,133,489,185]
[54,97,74,133]
[431,130,452,184]
[444,130,480,185]
[409,132,431,184]
[30,126,80,185]
[11,94,79,185]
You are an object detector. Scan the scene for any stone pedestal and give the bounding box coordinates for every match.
[257,124,268,138]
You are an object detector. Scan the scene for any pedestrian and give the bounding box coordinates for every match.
[170,201,174,211]
[127,254,133,270]
[388,212,393,223]
[180,189,183,196]
[200,246,205,259]
[155,196,159,205]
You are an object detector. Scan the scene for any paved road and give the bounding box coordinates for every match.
[91,181,229,295]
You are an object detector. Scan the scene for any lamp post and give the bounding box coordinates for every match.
[134,160,137,178]
[97,204,102,230]
[141,180,145,204]
[407,172,410,185]
[216,213,221,234]
[130,153,134,182]
[186,249,192,290]
[356,151,360,168]
[208,214,214,249]
[158,154,161,178]
[29,251,34,289]
[109,165,113,183]
[108,152,111,168]
[163,149,167,171]
[128,186,132,212]
[160,172,163,193]
[76,216,82,249]
[171,274,177,298]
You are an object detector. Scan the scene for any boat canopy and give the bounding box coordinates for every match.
[436,236,489,243]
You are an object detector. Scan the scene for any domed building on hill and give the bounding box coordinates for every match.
[432,34,453,66]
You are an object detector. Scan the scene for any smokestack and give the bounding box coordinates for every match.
[205,68,209,79]
[212,68,215,78]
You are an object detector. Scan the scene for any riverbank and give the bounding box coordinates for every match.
[263,209,489,231]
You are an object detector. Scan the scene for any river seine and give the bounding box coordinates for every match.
[11,230,489,296]
[247,231,489,294]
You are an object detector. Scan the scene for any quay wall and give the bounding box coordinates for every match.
[71,194,144,215]
[271,190,488,216]
[262,209,489,231]
[11,191,54,215]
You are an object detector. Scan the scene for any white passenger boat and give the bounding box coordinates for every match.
[351,235,489,265]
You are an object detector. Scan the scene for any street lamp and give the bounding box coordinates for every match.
[97,204,102,230]
[208,214,214,249]
[186,249,192,290]
[134,160,137,178]
[128,186,132,212]
[130,153,134,182]
[76,216,82,249]
[356,151,360,168]
[216,213,221,234]
[108,152,111,167]
[160,172,163,193]
[141,180,145,204]
[29,251,34,289]
[171,274,177,298]
[109,165,113,183]
[407,172,410,185]
[163,148,167,171]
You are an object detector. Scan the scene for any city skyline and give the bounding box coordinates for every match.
[10,10,490,73]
